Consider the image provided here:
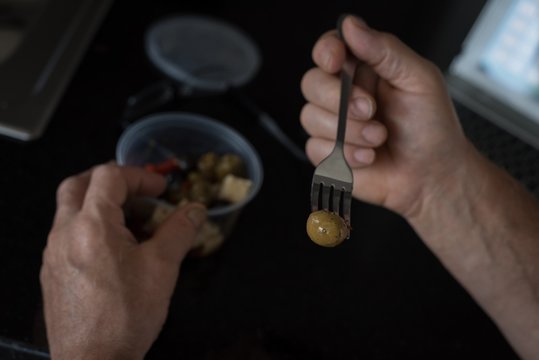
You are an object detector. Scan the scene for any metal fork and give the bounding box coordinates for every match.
[310,16,357,224]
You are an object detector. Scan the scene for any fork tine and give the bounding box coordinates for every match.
[332,188,341,214]
[311,181,320,211]
[321,184,331,211]
[342,190,352,222]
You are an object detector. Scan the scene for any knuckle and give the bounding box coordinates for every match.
[300,68,314,96]
[40,242,54,271]
[66,216,105,266]
[39,263,51,287]
[57,177,80,199]
[352,124,365,143]
[39,265,47,285]
[40,235,64,282]
[378,33,409,77]
[414,59,445,91]
[39,246,57,284]
[299,104,312,128]
[383,50,402,78]
[92,163,121,180]
[41,214,114,274]
[424,61,444,81]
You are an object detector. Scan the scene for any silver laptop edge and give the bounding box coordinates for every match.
[446,0,539,150]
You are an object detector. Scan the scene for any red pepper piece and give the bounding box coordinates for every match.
[144,158,180,175]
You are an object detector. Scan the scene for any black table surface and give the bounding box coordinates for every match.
[0,0,521,359]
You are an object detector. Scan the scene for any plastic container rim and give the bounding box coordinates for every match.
[116,111,263,217]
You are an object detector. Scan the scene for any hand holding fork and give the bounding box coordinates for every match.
[310,15,357,229]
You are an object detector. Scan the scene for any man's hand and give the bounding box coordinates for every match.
[301,16,539,359]
[40,163,206,360]
[300,15,474,219]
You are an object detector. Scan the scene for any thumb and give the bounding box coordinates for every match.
[143,203,207,264]
[342,15,438,93]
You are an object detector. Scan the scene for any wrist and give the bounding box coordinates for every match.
[406,143,492,249]
[405,143,539,360]
[51,349,142,360]
[49,338,144,360]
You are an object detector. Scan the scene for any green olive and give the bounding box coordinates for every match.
[189,180,213,205]
[215,154,244,181]
[197,152,219,179]
[187,171,204,183]
[306,210,349,247]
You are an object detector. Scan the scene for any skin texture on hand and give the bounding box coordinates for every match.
[301,15,539,359]
[40,163,207,360]
[300,15,474,219]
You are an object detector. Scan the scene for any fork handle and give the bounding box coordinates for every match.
[336,57,358,147]
[336,17,359,149]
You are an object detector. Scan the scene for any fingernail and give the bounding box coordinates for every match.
[362,124,385,145]
[353,97,373,118]
[349,15,369,30]
[322,51,333,70]
[187,206,207,228]
[354,148,375,164]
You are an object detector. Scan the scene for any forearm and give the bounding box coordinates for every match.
[409,146,539,359]
[50,350,137,360]
[48,333,143,360]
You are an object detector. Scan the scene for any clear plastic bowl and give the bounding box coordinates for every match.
[116,112,263,245]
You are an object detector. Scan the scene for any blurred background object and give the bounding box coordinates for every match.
[122,14,308,161]
[448,0,539,151]
[447,0,539,198]
[0,0,112,140]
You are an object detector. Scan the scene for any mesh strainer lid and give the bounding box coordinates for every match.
[145,14,261,93]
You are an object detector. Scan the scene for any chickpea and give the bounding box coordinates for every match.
[189,180,213,205]
[306,210,349,247]
[197,152,219,179]
[215,154,244,180]
[187,171,204,183]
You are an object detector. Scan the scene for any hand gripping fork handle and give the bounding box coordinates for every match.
[310,15,357,225]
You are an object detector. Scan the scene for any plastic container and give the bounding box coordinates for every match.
[144,14,261,94]
[116,112,263,253]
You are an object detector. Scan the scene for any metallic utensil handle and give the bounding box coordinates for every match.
[336,57,357,147]
[335,14,358,148]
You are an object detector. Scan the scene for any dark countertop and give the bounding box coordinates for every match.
[0,0,522,359]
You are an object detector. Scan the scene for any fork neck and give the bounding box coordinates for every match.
[336,52,358,146]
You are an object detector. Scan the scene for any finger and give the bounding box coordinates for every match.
[342,15,442,93]
[306,137,377,168]
[83,163,166,211]
[307,138,389,206]
[354,62,379,95]
[300,103,387,147]
[312,30,345,74]
[142,203,207,264]
[312,30,380,95]
[301,68,375,120]
[53,170,92,227]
